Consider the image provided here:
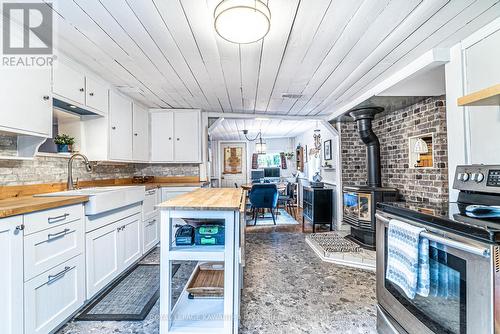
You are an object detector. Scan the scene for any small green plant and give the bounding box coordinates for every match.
[54,134,75,146]
[284,152,294,160]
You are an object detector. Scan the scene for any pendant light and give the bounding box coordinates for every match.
[242,129,266,155]
[214,0,271,44]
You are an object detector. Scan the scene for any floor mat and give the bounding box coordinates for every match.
[305,232,376,271]
[246,208,298,226]
[77,263,180,321]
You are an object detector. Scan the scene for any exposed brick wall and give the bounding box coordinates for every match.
[340,96,448,204]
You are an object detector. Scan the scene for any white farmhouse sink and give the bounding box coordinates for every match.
[35,186,146,215]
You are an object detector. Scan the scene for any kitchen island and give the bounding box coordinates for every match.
[157,188,245,334]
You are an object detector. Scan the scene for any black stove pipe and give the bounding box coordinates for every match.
[349,107,384,188]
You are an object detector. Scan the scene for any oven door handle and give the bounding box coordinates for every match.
[376,213,491,258]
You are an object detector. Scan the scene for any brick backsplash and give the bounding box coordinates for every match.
[0,155,199,186]
[340,96,449,204]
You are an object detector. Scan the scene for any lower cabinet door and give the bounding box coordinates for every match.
[142,216,159,254]
[24,255,85,334]
[120,215,142,270]
[0,217,24,334]
[85,221,120,299]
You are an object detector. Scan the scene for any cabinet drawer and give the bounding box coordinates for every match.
[24,204,84,235]
[143,215,159,254]
[24,255,85,334]
[24,220,84,281]
[143,188,158,219]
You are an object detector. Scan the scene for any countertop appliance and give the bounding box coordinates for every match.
[375,164,500,334]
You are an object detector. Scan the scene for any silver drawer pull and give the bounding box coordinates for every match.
[47,266,71,284]
[147,219,157,226]
[48,213,69,223]
[47,228,70,240]
[146,190,156,195]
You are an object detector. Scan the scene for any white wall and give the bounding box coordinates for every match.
[294,121,339,184]
[445,18,500,200]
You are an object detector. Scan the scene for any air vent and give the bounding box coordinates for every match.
[494,247,500,272]
[281,93,303,99]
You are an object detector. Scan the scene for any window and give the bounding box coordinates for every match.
[257,153,281,168]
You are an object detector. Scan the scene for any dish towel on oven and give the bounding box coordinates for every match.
[386,219,430,299]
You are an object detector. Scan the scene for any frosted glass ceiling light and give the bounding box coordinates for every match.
[214,0,271,44]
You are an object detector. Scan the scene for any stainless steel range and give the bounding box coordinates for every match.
[376,164,500,334]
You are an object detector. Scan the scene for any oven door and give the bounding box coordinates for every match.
[376,212,493,334]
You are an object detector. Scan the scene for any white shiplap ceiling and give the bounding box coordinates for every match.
[210,118,318,141]
[34,1,500,116]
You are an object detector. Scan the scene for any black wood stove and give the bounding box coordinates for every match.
[342,107,398,250]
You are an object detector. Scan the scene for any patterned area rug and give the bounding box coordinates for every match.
[306,232,362,254]
[246,208,299,226]
[77,262,180,321]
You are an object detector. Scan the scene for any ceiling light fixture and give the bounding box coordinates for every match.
[242,129,266,155]
[214,0,271,44]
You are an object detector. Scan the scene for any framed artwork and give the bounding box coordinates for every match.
[223,147,242,174]
[323,139,332,160]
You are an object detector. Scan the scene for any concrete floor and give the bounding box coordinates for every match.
[57,216,377,334]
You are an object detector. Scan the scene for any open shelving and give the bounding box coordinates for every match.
[457,84,500,106]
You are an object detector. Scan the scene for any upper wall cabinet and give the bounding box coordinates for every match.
[151,109,201,163]
[109,91,133,161]
[52,59,108,115]
[133,104,150,162]
[0,66,52,138]
[53,61,86,105]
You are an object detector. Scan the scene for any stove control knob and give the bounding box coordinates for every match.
[476,172,484,183]
[461,172,470,182]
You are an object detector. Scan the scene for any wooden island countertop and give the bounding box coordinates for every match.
[158,188,244,211]
[0,195,89,218]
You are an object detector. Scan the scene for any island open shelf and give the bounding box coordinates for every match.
[158,188,245,334]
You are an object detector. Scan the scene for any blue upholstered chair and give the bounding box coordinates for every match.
[249,184,279,225]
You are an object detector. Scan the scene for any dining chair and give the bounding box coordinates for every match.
[278,182,296,218]
[248,184,279,225]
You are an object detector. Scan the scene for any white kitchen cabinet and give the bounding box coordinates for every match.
[119,216,142,270]
[151,111,174,161]
[86,213,142,299]
[85,77,108,114]
[161,187,200,202]
[133,104,150,161]
[0,66,52,137]
[143,215,160,254]
[109,91,133,161]
[24,220,84,281]
[174,110,201,162]
[24,255,85,334]
[143,188,159,220]
[0,217,24,334]
[85,220,120,299]
[52,61,86,105]
[150,109,201,163]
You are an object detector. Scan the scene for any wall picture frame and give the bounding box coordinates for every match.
[323,139,332,160]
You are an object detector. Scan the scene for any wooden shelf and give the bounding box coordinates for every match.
[457,84,500,106]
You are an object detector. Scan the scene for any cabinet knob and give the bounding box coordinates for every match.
[16,224,25,231]
[134,133,138,136]
[176,138,180,141]
[42,95,50,100]
[168,137,172,140]
[111,126,116,130]
[89,92,94,96]
[79,88,84,92]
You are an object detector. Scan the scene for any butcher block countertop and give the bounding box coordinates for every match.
[158,188,244,211]
[0,195,89,218]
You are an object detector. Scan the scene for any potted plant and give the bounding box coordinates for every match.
[54,134,75,153]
